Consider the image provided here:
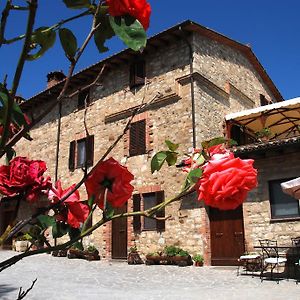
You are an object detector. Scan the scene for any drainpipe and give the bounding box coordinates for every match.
[55,101,62,182]
[179,26,196,149]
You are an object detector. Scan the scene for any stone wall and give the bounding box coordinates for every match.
[243,150,300,250]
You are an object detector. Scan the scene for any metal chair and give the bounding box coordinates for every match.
[259,239,287,283]
[291,237,300,284]
[237,253,261,276]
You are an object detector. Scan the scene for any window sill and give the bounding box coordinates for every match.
[270,217,300,223]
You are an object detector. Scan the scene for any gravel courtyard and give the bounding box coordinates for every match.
[0,251,299,300]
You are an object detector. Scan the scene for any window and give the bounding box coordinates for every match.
[269,178,300,219]
[129,120,146,156]
[130,60,145,88]
[78,88,90,110]
[69,135,94,171]
[260,94,269,106]
[133,191,165,232]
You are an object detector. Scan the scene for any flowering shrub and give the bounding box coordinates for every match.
[85,157,134,209]
[0,157,51,202]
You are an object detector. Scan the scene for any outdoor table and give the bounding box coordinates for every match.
[254,245,300,280]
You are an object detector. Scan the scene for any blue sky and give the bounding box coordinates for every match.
[1,1,299,100]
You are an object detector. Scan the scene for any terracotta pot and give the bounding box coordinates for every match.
[194,261,203,267]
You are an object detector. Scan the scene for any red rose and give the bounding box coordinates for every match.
[49,181,89,228]
[106,0,151,30]
[0,157,51,202]
[197,153,257,210]
[85,157,134,209]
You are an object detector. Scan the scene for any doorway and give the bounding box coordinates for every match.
[111,204,128,259]
[209,205,245,265]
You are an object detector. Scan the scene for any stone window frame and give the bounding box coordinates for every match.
[69,135,94,171]
[132,187,165,232]
[268,177,300,221]
[124,112,152,158]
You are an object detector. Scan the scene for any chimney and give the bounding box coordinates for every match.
[46,71,66,89]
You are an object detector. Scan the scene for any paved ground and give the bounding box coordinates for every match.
[0,251,299,300]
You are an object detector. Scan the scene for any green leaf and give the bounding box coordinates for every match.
[12,100,27,127]
[207,137,227,148]
[94,15,115,53]
[59,28,77,59]
[196,154,205,166]
[5,147,16,165]
[104,203,114,219]
[229,139,238,146]
[52,222,69,239]
[165,140,179,151]
[87,195,95,208]
[166,151,178,166]
[27,27,56,61]
[63,0,91,9]
[187,168,203,184]
[151,151,168,173]
[0,91,27,128]
[37,215,56,229]
[182,168,203,191]
[109,16,147,51]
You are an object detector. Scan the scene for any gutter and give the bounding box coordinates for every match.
[179,25,196,148]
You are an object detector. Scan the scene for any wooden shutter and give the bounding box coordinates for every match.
[68,140,76,171]
[133,194,141,232]
[129,120,146,156]
[156,191,165,232]
[86,135,94,167]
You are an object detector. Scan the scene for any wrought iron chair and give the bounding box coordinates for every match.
[259,239,287,283]
[237,253,261,276]
[291,237,300,284]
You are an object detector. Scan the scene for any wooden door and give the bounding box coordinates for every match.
[210,205,245,266]
[112,204,128,259]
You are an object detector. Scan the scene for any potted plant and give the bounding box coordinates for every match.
[127,246,143,264]
[193,254,204,266]
[84,244,100,261]
[255,127,272,142]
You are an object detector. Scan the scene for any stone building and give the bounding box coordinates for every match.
[0,20,288,265]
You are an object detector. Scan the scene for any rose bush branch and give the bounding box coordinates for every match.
[17,278,37,300]
[0,0,12,47]
[0,0,37,151]
[4,8,92,45]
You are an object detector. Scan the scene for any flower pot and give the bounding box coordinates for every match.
[194,261,203,267]
[128,251,144,264]
[68,248,100,261]
[15,240,30,252]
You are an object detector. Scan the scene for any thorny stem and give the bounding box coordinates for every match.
[4,9,92,45]
[0,188,193,272]
[17,278,37,300]
[0,0,37,152]
[0,0,12,47]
